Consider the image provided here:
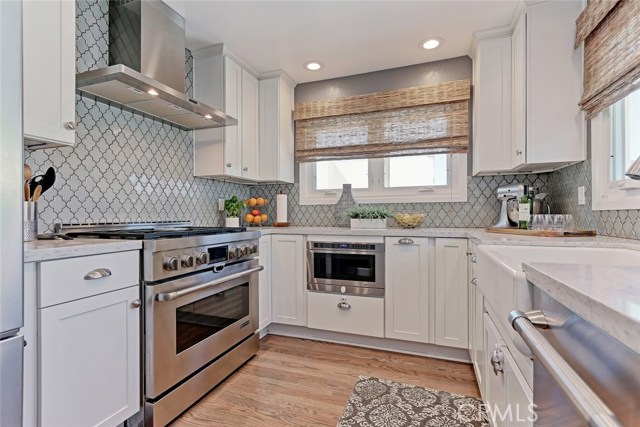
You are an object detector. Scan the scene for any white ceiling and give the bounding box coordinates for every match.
[165,0,521,84]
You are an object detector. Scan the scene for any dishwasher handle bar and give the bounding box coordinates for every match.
[509,310,622,427]
[156,266,264,301]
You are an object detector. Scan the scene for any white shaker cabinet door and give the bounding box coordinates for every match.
[384,237,430,343]
[434,238,469,349]
[39,286,140,427]
[23,0,76,148]
[223,56,243,177]
[241,69,260,180]
[271,235,306,326]
[258,235,272,332]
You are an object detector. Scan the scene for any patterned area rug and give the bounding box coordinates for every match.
[337,376,489,427]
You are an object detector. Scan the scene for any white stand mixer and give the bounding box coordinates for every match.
[493,183,525,228]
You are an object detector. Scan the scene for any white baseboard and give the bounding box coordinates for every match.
[261,323,471,363]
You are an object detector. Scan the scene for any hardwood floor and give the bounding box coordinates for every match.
[171,335,480,427]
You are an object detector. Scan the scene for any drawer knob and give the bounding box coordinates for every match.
[64,121,76,130]
[226,163,232,168]
[491,344,504,375]
[83,268,112,280]
[337,298,351,310]
[471,256,478,263]
[130,299,142,309]
[471,278,478,285]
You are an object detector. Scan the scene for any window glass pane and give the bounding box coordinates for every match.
[315,159,368,190]
[385,154,448,187]
[610,88,640,181]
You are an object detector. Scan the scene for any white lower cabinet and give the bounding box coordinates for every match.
[271,234,306,326]
[258,235,272,332]
[384,237,430,342]
[39,285,140,427]
[434,238,468,348]
[307,293,384,337]
[483,313,533,427]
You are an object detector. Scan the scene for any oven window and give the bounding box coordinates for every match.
[175,283,249,353]
[313,253,376,283]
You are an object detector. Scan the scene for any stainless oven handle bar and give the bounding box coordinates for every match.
[155,266,264,302]
[509,310,622,427]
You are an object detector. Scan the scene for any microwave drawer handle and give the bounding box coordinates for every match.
[156,266,264,302]
[509,310,622,427]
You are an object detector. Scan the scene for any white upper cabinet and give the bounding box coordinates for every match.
[472,0,585,175]
[259,74,296,183]
[472,32,513,175]
[193,45,260,181]
[23,0,76,148]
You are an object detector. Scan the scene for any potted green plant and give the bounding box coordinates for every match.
[224,196,246,227]
[346,206,391,229]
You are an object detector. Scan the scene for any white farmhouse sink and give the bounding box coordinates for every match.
[475,244,640,388]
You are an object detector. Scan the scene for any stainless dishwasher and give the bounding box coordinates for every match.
[509,287,640,426]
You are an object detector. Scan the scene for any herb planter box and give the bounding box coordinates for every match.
[350,219,387,229]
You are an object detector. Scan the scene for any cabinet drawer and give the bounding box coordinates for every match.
[39,251,139,307]
[307,292,384,337]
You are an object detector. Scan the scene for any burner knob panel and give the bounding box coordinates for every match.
[181,255,195,268]
[163,256,179,271]
[196,252,208,265]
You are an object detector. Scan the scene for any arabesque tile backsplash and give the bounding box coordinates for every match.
[25,0,640,239]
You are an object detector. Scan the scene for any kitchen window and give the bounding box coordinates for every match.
[299,153,467,205]
[592,88,640,210]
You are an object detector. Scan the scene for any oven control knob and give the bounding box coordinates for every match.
[163,256,179,271]
[240,245,249,256]
[249,244,258,254]
[196,252,208,265]
[229,247,237,259]
[181,254,195,268]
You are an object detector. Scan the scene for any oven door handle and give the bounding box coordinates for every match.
[155,266,264,302]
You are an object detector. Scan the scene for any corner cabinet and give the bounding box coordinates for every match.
[472,0,585,175]
[23,0,76,148]
[271,234,306,326]
[193,45,260,181]
[384,237,430,342]
[258,74,296,183]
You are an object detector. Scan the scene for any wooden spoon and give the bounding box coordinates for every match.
[32,185,42,202]
[24,163,32,201]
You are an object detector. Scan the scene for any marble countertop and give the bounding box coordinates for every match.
[24,239,142,263]
[257,226,640,249]
[523,262,640,354]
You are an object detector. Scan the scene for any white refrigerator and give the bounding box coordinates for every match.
[0,0,24,425]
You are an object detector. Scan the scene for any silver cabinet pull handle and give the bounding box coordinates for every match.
[398,238,414,245]
[130,299,141,309]
[84,268,112,280]
[516,149,523,155]
[491,344,504,375]
[509,310,622,427]
[226,163,232,168]
[337,301,351,310]
[64,121,75,130]
[471,278,478,285]
[243,166,249,171]
[471,256,478,263]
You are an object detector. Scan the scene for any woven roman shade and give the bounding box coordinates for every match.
[294,80,470,162]
[576,0,640,118]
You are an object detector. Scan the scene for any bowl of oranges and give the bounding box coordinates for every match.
[244,196,269,226]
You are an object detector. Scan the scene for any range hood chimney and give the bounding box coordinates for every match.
[76,0,236,130]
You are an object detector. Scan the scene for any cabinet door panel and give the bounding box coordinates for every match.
[384,237,430,342]
[241,70,259,179]
[258,235,272,331]
[434,239,468,348]
[271,235,306,326]
[511,12,526,169]
[23,0,75,146]
[224,57,242,176]
[39,286,140,427]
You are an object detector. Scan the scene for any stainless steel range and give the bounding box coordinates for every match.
[59,222,263,427]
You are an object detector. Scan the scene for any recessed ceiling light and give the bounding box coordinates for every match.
[304,61,323,71]
[421,38,442,50]
[147,89,159,96]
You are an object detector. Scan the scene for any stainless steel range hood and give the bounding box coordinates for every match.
[76,0,236,130]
